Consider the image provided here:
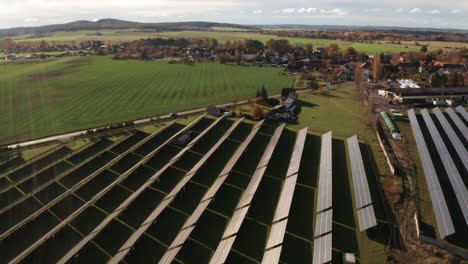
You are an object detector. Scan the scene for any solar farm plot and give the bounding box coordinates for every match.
[0,118,391,263]
[433,108,468,173]
[0,116,206,263]
[420,109,468,226]
[411,108,468,250]
[347,135,377,232]
[456,106,468,123]
[408,109,455,238]
[446,108,468,143]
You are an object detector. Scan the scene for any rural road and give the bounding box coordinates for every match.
[6,89,313,149]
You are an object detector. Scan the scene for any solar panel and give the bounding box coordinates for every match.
[421,109,468,226]
[261,128,308,264]
[357,205,377,232]
[456,106,468,122]
[316,131,332,212]
[314,209,333,237]
[408,109,455,238]
[312,233,332,264]
[347,135,372,209]
[265,219,289,249]
[158,121,263,264]
[59,117,229,263]
[286,128,308,177]
[446,108,468,142]
[261,245,283,264]
[210,236,237,264]
[433,108,468,173]
[273,174,298,222]
[209,125,285,264]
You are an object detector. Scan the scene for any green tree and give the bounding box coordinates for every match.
[431,73,447,87]
[420,45,428,52]
[260,86,268,99]
[219,56,227,64]
[246,39,264,51]
[256,89,261,97]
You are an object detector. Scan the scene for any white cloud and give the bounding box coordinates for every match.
[451,9,461,14]
[365,8,381,12]
[430,9,440,14]
[395,8,403,13]
[278,8,297,14]
[409,8,422,14]
[24,17,39,23]
[320,8,349,16]
[252,9,263,14]
[297,8,318,14]
[276,7,348,16]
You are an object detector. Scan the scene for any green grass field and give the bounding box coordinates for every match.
[10,29,427,54]
[0,56,293,145]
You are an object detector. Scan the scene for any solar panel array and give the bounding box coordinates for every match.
[312,233,332,264]
[456,106,468,122]
[209,124,285,264]
[314,209,333,237]
[357,205,377,232]
[159,121,264,264]
[261,127,308,264]
[347,136,372,209]
[316,131,333,213]
[433,108,468,173]
[63,117,245,264]
[11,115,218,263]
[420,109,468,227]
[347,135,377,231]
[312,132,333,264]
[446,108,468,142]
[408,109,455,238]
[0,115,390,263]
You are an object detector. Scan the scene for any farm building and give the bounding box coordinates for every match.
[382,87,468,105]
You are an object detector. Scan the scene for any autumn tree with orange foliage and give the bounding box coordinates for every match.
[251,104,265,119]
[327,44,340,58]
[343,47,357,58]
[1,38,17,50]
[373,55,383,80]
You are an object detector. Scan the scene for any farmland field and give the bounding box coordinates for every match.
[0,56,293,145]
[9,29,428,54]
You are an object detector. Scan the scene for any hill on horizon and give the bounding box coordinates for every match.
[0,19,257,38]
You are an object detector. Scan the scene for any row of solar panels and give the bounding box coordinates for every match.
[408,107,468,238]
[313,132,333,264]
[347,135,378,232]
[313,132,379,264]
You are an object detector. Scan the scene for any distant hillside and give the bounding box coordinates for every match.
[0,19,257,38]
[260,24,468,34]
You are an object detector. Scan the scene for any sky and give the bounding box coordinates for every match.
[1,0,467,30]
